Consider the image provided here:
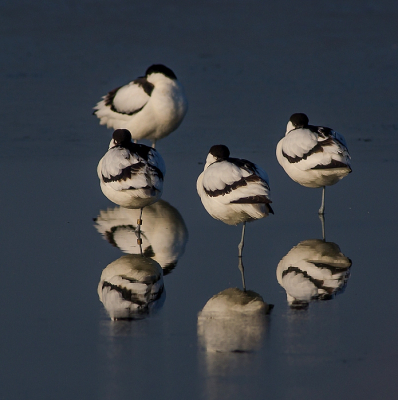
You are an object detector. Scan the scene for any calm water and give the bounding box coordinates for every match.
[1,1,398,399]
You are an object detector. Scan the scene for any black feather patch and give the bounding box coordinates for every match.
[204,174,266,197]
[230,195,272,205]
[104,78,154,115]
[311,159,351,170]
[134,77,154,96]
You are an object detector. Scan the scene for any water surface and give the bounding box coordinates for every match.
[1,1,398,399]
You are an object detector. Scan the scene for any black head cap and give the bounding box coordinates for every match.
[112,129,132,146]
[209,144,230,160]
[289,113,309,128]
[145,64,177,80]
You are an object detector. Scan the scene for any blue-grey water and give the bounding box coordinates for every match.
[1,1,398,399]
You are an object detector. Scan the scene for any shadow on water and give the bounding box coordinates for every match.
[276,216,352,309]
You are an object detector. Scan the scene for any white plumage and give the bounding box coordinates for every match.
[97,129,165,209]
[93,64,188,148]
[197,145,273,289]
[276,113,351,213]
[276,239,352,308]
[197,144,273,226]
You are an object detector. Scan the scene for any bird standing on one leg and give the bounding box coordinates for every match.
[93,64,188,148]
[97,129,166,251]
[276,113,351,214]
[197,145,273,290]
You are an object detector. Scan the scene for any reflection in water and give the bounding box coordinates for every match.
[98,254,165,320]
[94,199,188,275]
[198,288,273,353]
[276,239,352,308]
[197,288,272,400]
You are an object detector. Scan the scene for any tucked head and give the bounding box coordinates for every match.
[205,144,230,166]
[145,64,177,80]
[286,113,309,134]
[111,129,132,147]
[209,144,230,159]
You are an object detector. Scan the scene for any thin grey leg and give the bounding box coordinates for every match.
[318,186,325,215]
[238,221,246,258]
[151,139,157,149]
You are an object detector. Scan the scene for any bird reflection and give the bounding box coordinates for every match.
[94,199,188,275]
[98,254,165,320]
[276,239,352,309]
[198,288,273,353]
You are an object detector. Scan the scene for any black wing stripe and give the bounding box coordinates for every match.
[204,174,267,197]
[282,137,337,163]
[102,162,164,183]
[230,195,272,204]
[311,159,351,170]
[134,77,154,96]
[104,78,154,115]
[230,197,274,214]
[282,144,323,163]
[104,86,122,106]
[111,104,145,116]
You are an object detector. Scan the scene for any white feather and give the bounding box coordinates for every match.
[94,66,188,146]
[97,135,165,209]
[197,146,272,225]
[276,115,351,188]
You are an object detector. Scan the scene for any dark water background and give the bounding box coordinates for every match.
[1,1,398,399]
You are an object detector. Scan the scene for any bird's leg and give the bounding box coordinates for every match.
[238,222,246,291]
[319,212,326,241]
[318,186,326,215]
[238,221,246,257]
[135,208,143,256]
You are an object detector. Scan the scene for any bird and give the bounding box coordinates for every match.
[197,145,273,289]
[276,113,351,214]
[97,129,166,248]
[93,64,188,148]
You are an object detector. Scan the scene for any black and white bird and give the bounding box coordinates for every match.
[97,129,166,245]
[93,64,188,148]
[276,113,351,214]
[197,145,273,288]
